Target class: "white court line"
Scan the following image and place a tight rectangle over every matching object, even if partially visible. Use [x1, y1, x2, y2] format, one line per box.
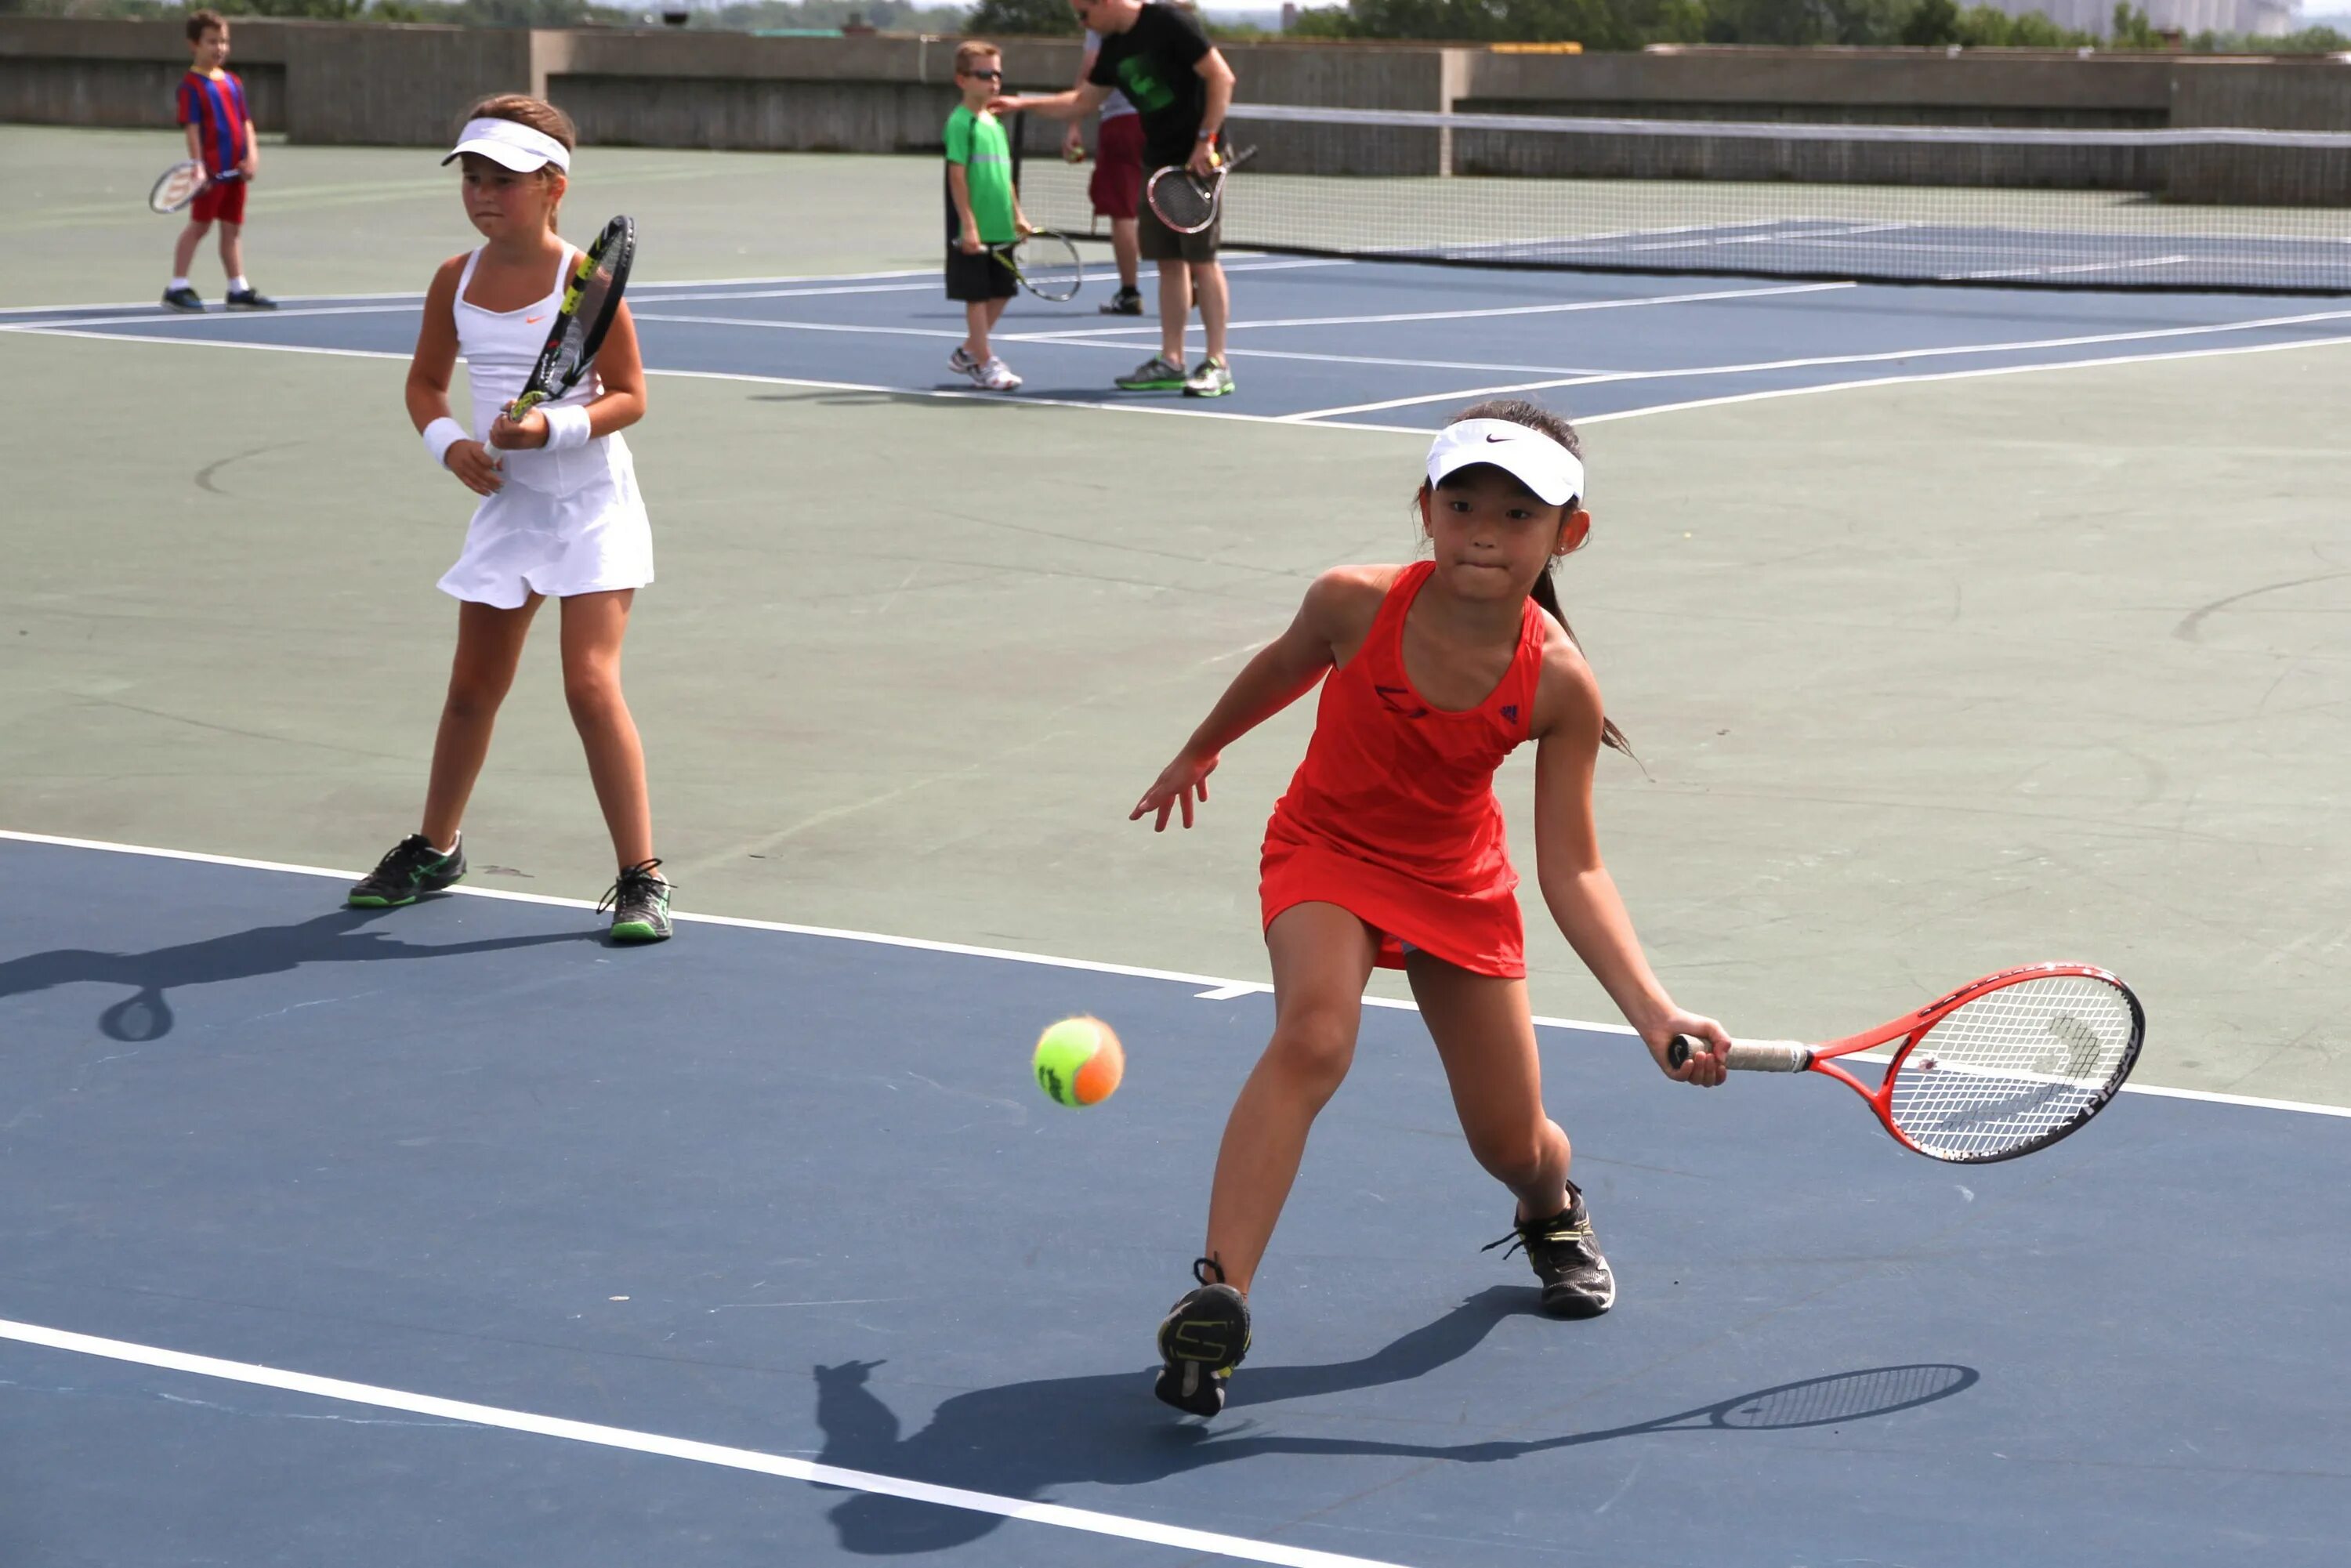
[0, 1317, 1410, 1568]
[0, 268, 961, 320]
[1574, 331, 2351, 425]
[5, 827, 2349, 1121]
[0, 327, 1432, 435]
[1280, 306, 2351, 422]
[1010, 281, 1852, 341]
[630, 310, 1609, 376]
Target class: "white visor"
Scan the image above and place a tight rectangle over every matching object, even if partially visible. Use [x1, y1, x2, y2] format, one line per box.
[1425, 418, 1584, 506]
[442, 117, 571, 174]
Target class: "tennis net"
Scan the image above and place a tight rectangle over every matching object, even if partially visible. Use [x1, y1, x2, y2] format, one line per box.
[1014, 103, 2351, 295]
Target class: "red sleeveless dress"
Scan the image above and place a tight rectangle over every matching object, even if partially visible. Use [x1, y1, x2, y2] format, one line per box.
[1260, 560, 1546, 979]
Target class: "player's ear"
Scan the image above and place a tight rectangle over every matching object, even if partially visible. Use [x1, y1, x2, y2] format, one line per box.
[1415, 483, 1436, 538]
[1556, 507, 1591, 556]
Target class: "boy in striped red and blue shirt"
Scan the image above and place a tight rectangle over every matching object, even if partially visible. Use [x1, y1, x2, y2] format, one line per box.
[164, 10, 274, 313]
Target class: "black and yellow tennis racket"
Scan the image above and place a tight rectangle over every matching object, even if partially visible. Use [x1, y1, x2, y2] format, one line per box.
[509, 215, 636, 420]
[991, 229, 1084, 303]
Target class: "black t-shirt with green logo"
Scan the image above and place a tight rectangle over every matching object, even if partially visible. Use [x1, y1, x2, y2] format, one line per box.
[1087, 2, 1213, 172]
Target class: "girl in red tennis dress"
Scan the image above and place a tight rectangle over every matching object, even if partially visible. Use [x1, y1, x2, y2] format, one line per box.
[1130, 399, 1733, 1417]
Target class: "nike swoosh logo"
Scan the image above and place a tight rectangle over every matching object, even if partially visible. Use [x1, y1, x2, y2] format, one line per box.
[526, 315, 545, 324]
[1484, 433, 1509, 442]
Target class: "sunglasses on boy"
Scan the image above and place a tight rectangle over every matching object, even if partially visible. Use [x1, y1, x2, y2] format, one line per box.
[965, 67, 1002, 80]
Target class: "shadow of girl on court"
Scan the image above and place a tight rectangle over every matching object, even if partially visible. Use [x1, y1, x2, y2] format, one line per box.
[0, 906, 595, 1042]
[811, 1287, 1976, 1555]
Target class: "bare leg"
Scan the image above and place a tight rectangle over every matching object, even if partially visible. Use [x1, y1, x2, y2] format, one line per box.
[1200, 902, 1380, 1295]
[963, 298, 991, 360]
[1111, 215, 1140, 291]
[420, 597, 541, 849]
[1406, 953, 1570, 1223]
[218, 220, 244, 284]
[557, 588, 654, 869]
[172, 219, 211, 279]
[1191, 259, 1230, 364]
[1156, 259, 1191, 364]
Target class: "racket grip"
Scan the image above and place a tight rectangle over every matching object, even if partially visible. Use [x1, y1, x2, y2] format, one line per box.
[1668, 1036, 1813, 1072]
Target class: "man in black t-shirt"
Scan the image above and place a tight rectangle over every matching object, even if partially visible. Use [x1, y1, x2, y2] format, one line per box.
[993, 0, 1237, 398]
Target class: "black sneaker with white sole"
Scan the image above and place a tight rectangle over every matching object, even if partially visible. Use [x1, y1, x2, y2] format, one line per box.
[346, 834, 466, 907]
[1483, 1179, 1617, 1319]
[1154, 1257, 1252, 1417]
[161, 286, 205, 313]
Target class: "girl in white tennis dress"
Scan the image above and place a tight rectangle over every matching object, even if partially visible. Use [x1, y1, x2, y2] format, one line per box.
[349, 94, 673, 942]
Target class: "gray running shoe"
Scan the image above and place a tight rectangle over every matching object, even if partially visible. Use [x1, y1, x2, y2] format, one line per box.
[1116, 354, 1188, 392]
[1183, 357, 1234, 398]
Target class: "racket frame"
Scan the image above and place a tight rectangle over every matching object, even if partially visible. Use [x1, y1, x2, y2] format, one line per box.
[150, 160, 210, 215]
[509, 215, 636, 421]
[992, 230, 1085, 302]
[1144, 144, 1257, 235]
[1675, 962, 2145, 1164]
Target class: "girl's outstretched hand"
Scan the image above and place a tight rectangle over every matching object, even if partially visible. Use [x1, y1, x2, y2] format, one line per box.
[1646, 1012, 1731, 1087]
[1131, 751, 1218, 831]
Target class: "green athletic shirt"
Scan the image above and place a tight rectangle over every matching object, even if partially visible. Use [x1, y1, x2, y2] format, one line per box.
[943, 104, 1016, 246]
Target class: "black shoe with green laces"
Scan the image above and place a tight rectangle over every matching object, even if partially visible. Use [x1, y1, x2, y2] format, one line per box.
[601, 858, 674, 943]
[1154, 1256, 1251, 1417]
[1484, 1179, 1617, 1319]
[346, 834, 465, 907]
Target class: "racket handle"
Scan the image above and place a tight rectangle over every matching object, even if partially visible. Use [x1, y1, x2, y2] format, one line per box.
[1668, 1035, 1813, 1072]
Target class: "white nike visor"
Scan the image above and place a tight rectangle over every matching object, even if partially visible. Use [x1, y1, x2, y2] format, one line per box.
[1425, 418, 1585, 506]
[442, 117, 571, 174]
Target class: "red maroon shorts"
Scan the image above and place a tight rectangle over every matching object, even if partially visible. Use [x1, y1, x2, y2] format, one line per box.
[190, 174, 247, 226]
[1089, 114, 1143, 223]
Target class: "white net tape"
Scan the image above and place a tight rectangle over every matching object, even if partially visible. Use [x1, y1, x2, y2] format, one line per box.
[1889, 975, 2136, 1161]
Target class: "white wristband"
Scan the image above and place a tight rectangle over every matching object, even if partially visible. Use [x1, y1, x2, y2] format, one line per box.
[540, 404, 593, 452]
[422, 417, 468, 468]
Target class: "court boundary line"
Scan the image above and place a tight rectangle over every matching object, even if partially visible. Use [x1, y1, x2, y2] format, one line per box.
[0, 1316, 1411, 1568]
[0, 328, 1433, 435]
[6, 827, 2348, 1122]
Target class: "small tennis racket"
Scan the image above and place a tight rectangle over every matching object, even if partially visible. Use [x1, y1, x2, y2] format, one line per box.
[992, 230, 1084, 302]
[150, 161, 234, 215]
[1146, 144, 1255, 236]
[1670, 963, 2143, 1164]
[509, 215, 636, 421]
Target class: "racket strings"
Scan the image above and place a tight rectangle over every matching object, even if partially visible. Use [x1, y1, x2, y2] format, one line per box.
[1889, 976, 2136, 1159]
[1715, 1363, 1972, 1429]
[1154, 175, 1215, 232]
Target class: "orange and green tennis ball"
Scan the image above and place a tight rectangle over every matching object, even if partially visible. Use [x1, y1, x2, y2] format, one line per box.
[1033, 1016, 1124, 1107]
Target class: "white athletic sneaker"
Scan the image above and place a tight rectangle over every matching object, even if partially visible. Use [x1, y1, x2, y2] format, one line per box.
[949, 346, 980, 375]
[979, 357, 1023, 391]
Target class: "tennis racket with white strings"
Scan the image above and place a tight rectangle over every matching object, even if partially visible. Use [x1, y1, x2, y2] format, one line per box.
[991, 228, 1084, 302]
[508, 214, 636, 421]
[1670, 963, 2143, 1164]
[150, 161, 236, 215]
[1145, 143, 1255, 235]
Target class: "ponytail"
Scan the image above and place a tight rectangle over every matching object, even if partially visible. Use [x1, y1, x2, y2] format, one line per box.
[1529, 559, 1632, 759]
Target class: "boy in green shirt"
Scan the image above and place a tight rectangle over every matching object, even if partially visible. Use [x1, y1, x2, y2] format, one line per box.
[944, 42, 1031, 393]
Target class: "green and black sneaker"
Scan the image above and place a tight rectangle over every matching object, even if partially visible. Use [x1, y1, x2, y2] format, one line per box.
[1153, 1256, 1251, 1418]
[1483, 1179, 1617, 1320]
[1115, 353, 1188, 392]
[346, 834, 465, 907]
[601, 858, 674, 943]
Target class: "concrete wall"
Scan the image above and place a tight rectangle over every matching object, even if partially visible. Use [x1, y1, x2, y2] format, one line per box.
[0, 17, 292, 132]
[5, 19, 2349, 204]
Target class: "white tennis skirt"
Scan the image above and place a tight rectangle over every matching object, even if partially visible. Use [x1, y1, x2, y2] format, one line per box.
[437, 436, 654, 610]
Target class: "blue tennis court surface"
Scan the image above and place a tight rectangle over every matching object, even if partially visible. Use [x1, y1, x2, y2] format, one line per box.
[4, 833, 2345, 1566]
[8, 259, 2348, 429]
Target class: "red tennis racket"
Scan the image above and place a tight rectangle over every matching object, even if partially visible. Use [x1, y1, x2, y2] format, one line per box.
[1670, 963, 2143, 1164]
